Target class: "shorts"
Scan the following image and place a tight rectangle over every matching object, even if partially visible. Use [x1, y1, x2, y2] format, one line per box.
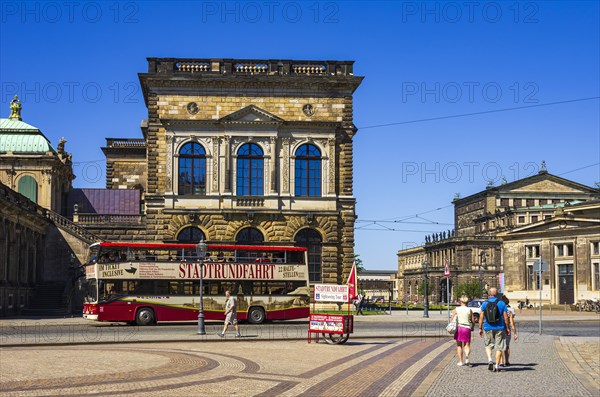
[484, 329, 506, 351]
[225, 312, 238, 325]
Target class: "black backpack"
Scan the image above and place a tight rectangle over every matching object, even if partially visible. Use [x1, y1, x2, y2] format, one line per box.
[484, 299, 500, 325]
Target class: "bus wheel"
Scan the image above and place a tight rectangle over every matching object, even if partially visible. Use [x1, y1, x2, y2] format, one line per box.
[248, 307, 265, 324]
[136, 308, 155, 326]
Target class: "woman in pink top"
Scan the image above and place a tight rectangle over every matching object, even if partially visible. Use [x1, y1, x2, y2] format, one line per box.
[449, 295, 475, 366]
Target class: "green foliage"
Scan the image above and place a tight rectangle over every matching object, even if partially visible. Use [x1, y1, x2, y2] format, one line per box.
[417, 282, 429, 296]
[354, 254, 365, 273]
[455, 281, 481, 300]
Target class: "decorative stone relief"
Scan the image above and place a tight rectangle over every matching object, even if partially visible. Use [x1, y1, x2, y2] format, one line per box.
[302, 104, 315, 116]
[212, 138, 219, 190]
[166, 136, 173, 191]
[187, 102, 199, 115]
[282, 138, 291, 192]
[328, 138, 336, 193]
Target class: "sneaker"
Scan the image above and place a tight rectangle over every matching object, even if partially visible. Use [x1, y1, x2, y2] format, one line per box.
[218, 332, 224, 338]
[505, 361, 511, 367]
[457, 362, 463, 366]
[235, 333, 241, 338]
[488, 361, 494, 371]
[494, 364, 499, 372]
[465, 360, 471, 367]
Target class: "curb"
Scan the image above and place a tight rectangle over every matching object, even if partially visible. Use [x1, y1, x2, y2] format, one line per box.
[0, 333, 453, 348]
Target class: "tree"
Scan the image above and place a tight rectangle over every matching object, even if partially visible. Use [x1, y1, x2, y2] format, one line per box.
[354, 254, 365, 274]
[417, 280, 429, 297]
[455, 281, 481, 301]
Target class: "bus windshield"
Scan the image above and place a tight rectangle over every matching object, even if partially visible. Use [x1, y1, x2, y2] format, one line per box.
[84, 279, 98, 303]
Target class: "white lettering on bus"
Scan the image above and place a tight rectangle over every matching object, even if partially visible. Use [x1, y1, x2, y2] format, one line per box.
[178, 263, 275, 279]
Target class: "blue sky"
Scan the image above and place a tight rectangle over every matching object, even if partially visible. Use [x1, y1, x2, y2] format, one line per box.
[1, 1, 599, 271]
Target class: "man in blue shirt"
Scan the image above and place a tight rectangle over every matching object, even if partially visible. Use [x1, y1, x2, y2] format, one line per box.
[478, 287, 510, 372]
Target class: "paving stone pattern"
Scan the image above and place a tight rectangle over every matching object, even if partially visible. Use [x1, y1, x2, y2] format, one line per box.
[425, 334, 596, 397]
[1, 339, 453, 397]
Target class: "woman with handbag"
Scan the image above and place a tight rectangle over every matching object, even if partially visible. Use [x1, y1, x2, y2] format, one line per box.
[449, 295, 475, 366]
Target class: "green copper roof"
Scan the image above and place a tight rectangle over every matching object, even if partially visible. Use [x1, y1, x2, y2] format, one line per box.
[0, 118, 56, 154]
[0, 118, 40, 131]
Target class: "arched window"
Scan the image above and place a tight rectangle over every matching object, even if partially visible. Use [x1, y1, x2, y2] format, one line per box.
[178, 142, 206, 195]
[18, 175, 37, 203]
[295, 144, 321, 197]
[236, 227, 264, 262]
[236, 227, 264, 245]
[236, 143, 263, 196]
[176, 227, 206, 243]
[295, 228, 322, 283]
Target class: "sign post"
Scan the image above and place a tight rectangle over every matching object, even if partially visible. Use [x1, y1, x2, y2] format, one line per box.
[533, 258, 548, 335]
[444, 261, 451, 322]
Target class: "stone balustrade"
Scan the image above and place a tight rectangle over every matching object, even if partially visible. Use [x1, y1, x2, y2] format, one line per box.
[147, 58, 355, 77]
[75, 213, 143, 225]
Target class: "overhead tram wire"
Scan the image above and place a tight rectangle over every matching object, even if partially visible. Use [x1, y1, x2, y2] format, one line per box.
[357, 97, 600, 131]
[356, 162, 599, 232]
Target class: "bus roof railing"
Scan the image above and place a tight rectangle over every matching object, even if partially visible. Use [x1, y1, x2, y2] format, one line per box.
[89, 242, 307, 252]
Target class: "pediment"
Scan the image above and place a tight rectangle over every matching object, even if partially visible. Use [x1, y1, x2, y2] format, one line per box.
[509, 180, 585, 194]
[219, 105, 284, 124]
[507, 217, 600, 234]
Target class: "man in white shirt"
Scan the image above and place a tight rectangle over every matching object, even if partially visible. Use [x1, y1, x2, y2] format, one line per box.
[219, 290, 241, 337]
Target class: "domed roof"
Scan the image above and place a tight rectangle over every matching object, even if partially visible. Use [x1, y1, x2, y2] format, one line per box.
[0, 97, 56, 154]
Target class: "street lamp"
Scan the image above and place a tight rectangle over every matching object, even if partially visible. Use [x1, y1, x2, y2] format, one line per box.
[479, 252, 487, 298]
[422, 260, 430, 318]
[196, 238, 208, 335]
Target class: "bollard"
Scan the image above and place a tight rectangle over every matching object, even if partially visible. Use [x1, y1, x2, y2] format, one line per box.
[549, 304, 552, 314]
[564, 302, 567, 313]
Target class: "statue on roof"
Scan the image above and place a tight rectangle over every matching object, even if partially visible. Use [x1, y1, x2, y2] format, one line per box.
[539, 160, 547, 173]
[58, 137, 66, 154]
[9, 95, 22, 120]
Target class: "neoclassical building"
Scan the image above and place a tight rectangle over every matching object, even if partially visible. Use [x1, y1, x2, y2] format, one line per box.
[94, 58, 364, 284]
[398, 169, 600, 304]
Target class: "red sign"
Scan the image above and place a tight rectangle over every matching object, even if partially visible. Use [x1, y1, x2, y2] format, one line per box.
[309, 314, 354, 334]
[444, 261, 450, 276]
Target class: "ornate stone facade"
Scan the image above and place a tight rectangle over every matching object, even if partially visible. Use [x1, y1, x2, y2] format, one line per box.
[99, 58, 363, 284]
[398, 170, 600, 304]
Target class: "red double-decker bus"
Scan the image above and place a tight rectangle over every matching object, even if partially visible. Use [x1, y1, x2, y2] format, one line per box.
[82, 242, 310, 325]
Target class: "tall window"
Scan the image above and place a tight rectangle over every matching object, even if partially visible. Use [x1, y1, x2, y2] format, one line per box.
[528, 265, 541, 290]
[237, 143, 263, 196]
[178, 142, 206, 195]
[295, 228, 322, 283]
[295, 144, 321, 197]
[593, 263, 600, 291]
[526, 245, 540, 259]
[18, 175, 37, 203]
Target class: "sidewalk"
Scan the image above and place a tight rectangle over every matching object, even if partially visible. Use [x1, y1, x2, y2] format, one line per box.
[0, 308, 597, 326]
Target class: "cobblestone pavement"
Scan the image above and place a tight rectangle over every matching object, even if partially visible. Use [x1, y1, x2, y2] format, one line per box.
[2, 333, 598, 397]
[1, 338, 454, 396]
[425, 334, 599, 397]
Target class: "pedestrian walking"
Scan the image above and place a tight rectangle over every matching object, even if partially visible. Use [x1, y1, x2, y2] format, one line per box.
[218, 290, 241, 338]
[478, 287, 510, 372]
[355, 293, 364, 315]
[449, 295, 475, 366]
[500, 295, 518, 366]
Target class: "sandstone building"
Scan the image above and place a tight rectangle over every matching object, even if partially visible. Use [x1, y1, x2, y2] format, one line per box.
[398, 168, 599, 305]
[93, 58, 364, 284]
